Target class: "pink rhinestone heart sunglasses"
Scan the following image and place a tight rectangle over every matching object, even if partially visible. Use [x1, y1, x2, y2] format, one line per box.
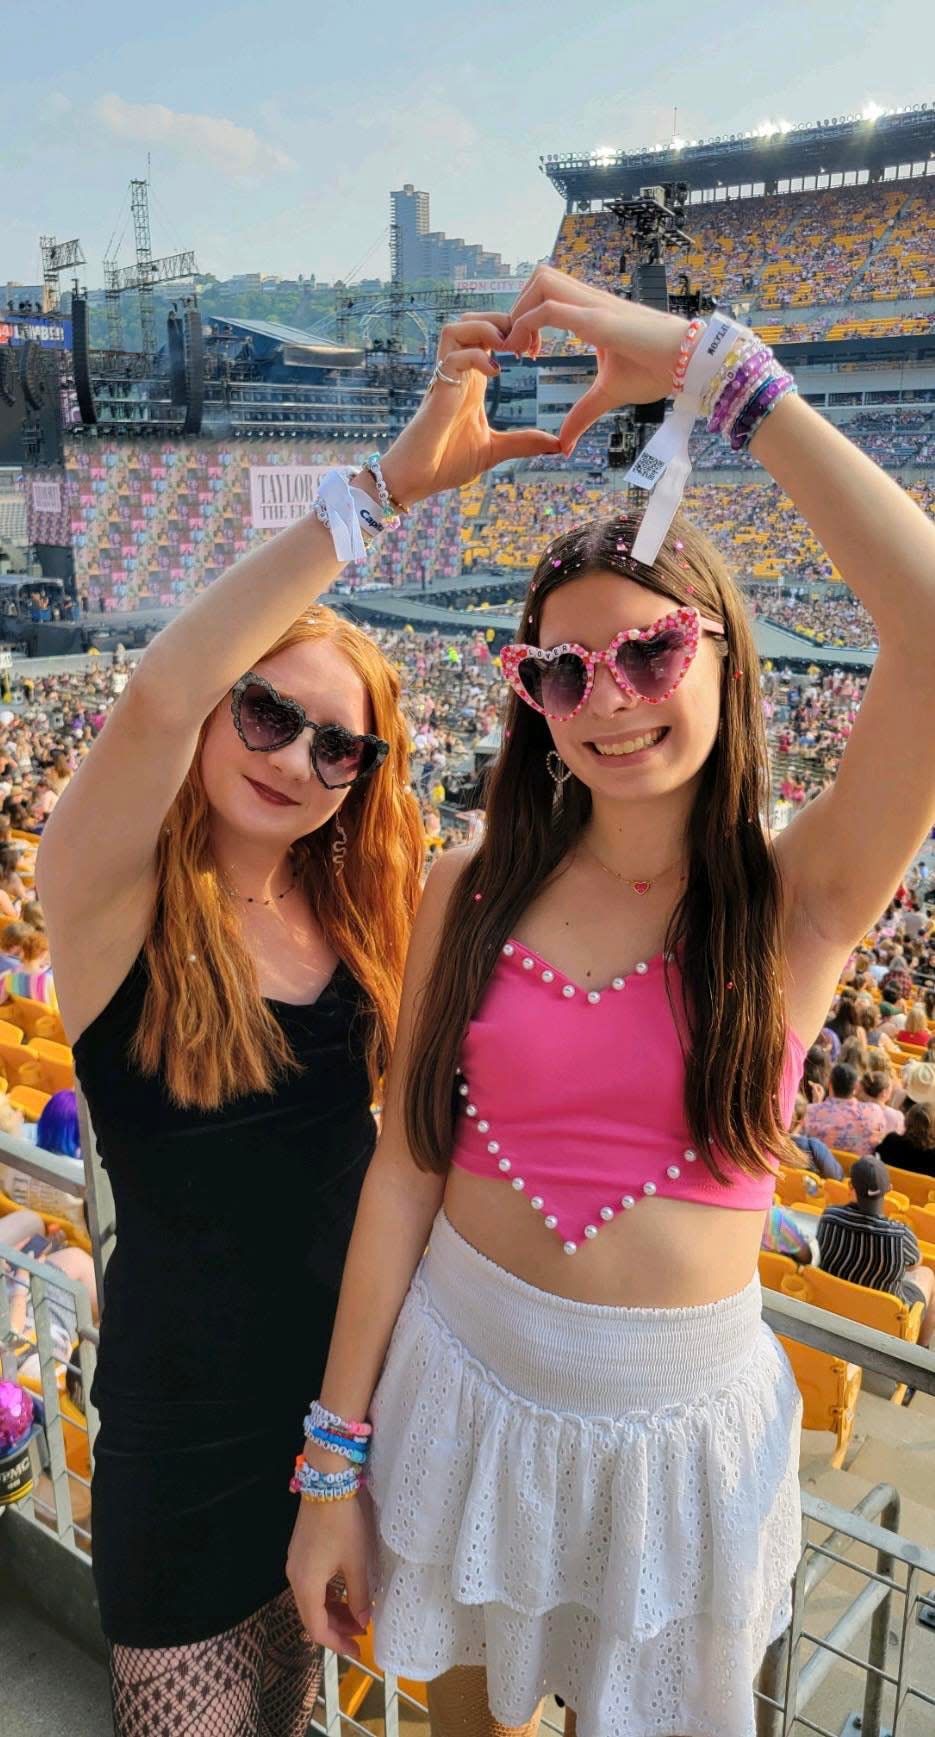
[501, 606, 725, 722]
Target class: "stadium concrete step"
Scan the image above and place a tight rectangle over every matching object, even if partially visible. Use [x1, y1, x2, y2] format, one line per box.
[0, 1588, 112, 1736]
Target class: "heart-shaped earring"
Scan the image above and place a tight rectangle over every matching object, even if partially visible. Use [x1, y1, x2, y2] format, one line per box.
[546, 750, 571, 788]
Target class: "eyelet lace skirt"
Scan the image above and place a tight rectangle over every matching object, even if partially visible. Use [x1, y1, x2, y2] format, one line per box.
[368, 1210, 802, 1737]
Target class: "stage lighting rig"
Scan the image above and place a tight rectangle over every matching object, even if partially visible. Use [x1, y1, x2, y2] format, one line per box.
[604, 181, 707, 483]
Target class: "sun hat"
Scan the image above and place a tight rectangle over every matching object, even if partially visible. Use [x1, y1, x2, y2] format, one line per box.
[902, 1060, 935, 1107]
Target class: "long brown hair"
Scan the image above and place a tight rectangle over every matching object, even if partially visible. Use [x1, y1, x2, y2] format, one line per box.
[133, 605, 423, 1108]
[405, 510, 795, 1181]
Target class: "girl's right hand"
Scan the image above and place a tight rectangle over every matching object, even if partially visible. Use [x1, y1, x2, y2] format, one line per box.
[380, 314, 562, 508]
[286, 1489, 375, 1661]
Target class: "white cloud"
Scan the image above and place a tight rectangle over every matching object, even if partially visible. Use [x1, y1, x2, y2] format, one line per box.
[93, 94, 296, 180]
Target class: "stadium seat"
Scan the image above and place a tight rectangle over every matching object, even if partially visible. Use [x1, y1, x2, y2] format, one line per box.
[883, 1165, 935, 1209]
[759, 1251, 861, 1467]
[0, 1041, 43, 1089]
[5, 994, 65, 1045]
[775, 1166, 826, 1208]
[9, 1085, 51, 1122]
[778, 1264, 923, 1406]
[23, 1038, 75, 1097]
[0, 1020, 24, 1046]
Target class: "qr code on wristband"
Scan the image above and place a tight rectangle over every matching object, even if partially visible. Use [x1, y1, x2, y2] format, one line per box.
[628, 450, 666, 486]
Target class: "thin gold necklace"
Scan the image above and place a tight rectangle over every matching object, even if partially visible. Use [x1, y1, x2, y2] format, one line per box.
[582, 843, 685, 897]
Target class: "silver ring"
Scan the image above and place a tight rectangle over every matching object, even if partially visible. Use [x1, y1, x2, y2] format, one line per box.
[431, 361, 461, 387]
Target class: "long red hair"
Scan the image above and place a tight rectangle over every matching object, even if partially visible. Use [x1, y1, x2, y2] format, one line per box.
[133, 605, 424, 1108]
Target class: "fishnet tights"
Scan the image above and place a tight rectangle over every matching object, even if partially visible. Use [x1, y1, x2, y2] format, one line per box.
[108, 1587, 323, 1736]
[426, 1666, 578, 1736]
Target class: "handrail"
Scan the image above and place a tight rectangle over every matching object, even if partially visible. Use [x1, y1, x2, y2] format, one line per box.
[762, 1286, 935, 1396]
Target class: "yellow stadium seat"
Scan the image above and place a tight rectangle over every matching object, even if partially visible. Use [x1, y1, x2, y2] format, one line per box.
[884, 1165, 935, 1209]
[759, 1252, 861, 1467]
[8, 1085, 51, 1123]
[830, 1148, 860, 1173]
[0, 1041, 42, 1089]
[903, 1202, 935, 1244]
[0, 1020, 23, 1046]
[5, 994, 65, 1045]
[774, 1167, 826, 1208]
[778, 1264, 923, 1406]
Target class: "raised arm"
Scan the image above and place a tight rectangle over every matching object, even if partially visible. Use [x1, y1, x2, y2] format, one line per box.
[504, 267, 935, 954]
[747, 396, 935, 948]
[37, 317, 559, 1017]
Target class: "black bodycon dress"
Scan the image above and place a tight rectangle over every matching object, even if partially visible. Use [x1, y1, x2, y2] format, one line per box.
[73, 953, 376, 1647]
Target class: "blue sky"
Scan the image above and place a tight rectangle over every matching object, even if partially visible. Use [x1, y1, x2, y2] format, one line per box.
[4, 0, 932, 288]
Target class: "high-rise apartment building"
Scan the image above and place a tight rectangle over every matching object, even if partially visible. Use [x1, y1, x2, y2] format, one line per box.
[390, 186, 510, 283]
[390, 185, 431, 282]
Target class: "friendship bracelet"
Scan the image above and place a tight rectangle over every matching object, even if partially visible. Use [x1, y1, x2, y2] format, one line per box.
[289, 1457, 362, 1502]
[305, 1401, 372, 1440]
[700, 335, 762, 417]
[724, 373, 778, 444]
[730, 374, 797, 450]
[671, 318, 705, 394]
[308, 1427, 369, 1464]
[716, 356, 777, 440]
[708, 351, 773, 435]
[361, 454, 402, 529]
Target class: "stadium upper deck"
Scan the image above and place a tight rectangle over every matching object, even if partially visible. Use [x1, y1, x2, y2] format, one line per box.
[542, 108, 935, 353]
[541, 106, 935, 207]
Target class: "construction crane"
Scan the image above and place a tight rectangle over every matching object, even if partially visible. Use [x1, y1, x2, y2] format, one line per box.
[102, 178, 198, 355]
[38, 236, 86, 314]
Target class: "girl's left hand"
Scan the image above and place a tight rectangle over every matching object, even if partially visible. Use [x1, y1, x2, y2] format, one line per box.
[381, 315, 562, 507]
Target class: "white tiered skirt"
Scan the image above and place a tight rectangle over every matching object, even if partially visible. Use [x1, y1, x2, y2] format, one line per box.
[368, 1210, 802, 1737]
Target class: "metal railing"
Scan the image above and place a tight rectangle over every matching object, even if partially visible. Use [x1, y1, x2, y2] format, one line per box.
[0, 1129, 100, 1555]
[3, 1135, 935, 1734]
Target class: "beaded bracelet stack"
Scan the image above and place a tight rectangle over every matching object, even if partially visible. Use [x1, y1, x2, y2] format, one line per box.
[310, 452, 407, 562]
[289, 1399, 373, 1505]
[360, 452, 408, 530]
[698, 327, 796, 452]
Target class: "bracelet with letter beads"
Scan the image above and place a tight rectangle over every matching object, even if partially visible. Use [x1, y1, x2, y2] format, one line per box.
[308, 1426, 369, 1464]
[711, 354, 774, 436]
[362, 454, 401, 528]
[305, 1400, 373, 1439]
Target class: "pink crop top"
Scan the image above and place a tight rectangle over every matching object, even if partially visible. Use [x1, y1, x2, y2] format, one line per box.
[449, 939, 806, 1255]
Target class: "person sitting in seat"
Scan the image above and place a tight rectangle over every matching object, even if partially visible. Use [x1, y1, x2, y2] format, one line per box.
[803, 1061, 888, 1156]
[876, 1102, 935, 1179]
[859, 1067, 905, 1137]
[816, 1156, 935, 1345]
[900, 1006, 931, 1048]
[790, 1094, 843, 1178]
[761, 1203, 819, 1266]
[0, 1205, 98, 1384]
